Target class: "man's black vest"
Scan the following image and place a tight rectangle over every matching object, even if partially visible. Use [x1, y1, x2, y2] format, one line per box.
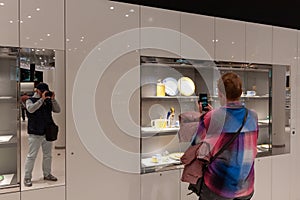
[26, 97, 54, 135]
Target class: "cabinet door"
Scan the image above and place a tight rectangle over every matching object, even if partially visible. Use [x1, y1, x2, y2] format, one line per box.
[252, 157, 271, 200]
[271, 155, 291, 200]
[141, 6, 181, 58]
[66, 1, 140, 200]
[246, 23, 272, 64]
[0, 0, 18, 47]
[272, 27, 297, 66]
[0, 192, 20, 200]
[141, 170, 180, 200]
[290, 30, 300, 200]
[181, 12, 214, 60]
[215, 18, 245, 62]
[20, 0, 64, 50]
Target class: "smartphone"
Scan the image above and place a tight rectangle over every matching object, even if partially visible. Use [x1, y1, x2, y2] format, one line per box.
[199, 93, 209, 111]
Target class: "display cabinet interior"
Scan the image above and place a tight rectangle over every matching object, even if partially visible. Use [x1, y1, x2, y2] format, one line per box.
[140, 56, 291, 174]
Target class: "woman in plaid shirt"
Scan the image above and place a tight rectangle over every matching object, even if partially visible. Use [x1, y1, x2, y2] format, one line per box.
[195, 72, 258, 200]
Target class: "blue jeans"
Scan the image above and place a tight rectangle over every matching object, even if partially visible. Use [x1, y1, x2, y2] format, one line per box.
[24, 134, 53, 179]
[200, 183, 253, 200]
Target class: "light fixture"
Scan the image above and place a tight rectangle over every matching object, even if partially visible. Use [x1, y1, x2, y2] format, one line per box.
[125, 14, 129, 17]
[110, 6, 114, 10]
[36, 8, 40, 11]
[47, 33, 51, 37]
[129, 9, 134, 13]
[0, 3, 4, 6]
[9, 20, 13, 24]
[27, 15, 32, 19]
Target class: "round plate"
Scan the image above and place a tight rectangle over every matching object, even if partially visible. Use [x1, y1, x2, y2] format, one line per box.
[169, 152, 184, 160]
[178, 77, 195, 96]
[162, 77, 178, 96]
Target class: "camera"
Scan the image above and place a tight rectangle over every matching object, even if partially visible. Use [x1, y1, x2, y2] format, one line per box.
[45, 91, 53, 97]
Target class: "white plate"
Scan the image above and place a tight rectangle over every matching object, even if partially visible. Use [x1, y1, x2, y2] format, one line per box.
[178, 77, 195, 96]
[169, 152, 184, 160]
[162, 77, 178, 96]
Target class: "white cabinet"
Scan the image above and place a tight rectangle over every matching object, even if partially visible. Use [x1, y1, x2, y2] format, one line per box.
[272, 27, 298, 66]
[215, 18, 246, 62]
[66, 1, 140, 200]
[252, 157, 272, 200]
[271, 155, 291, 200]
[20, 0, 64, 50]
[290, 30, 300, 200]
[0, 0, 18, 47]
[246, 23, 272, 63]
[141, 170, 180, 200]
[0, 192, 20, 200]
[180, 12, 214, 60]
[141, 6, 181, 57]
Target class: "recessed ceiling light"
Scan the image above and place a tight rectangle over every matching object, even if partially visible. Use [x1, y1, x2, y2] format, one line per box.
[0, 3, 5, 6]
[36, 8, 40, 11]
[9, 20, 13, 24]
[110, 6, 114, 10]
[47, 33, 51, 37]
[66, 38, 70, 42]
[20, 21, 23, 23]
[39, 38, 43, 41]
[125, 14, 129, 17]
[129, 9, 134, 13]
[28, 15, 32, 19]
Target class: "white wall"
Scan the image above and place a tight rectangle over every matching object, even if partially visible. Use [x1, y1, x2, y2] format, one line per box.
[0, 0, 299, 199]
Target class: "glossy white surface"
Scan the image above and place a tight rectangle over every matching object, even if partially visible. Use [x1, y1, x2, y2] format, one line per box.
[252, 157, 272, 200]
[141, 6, 181, 57]
[66, 1, 140, 200]
[289, 30, 300, 200]
[181, 12, 215, 60]
[21, 186, 65, 200]
[272, 27, 298, 65]
[271, 155, 291, 200]
[0, 192, 20, 200]
[20, 0, 64, 49]
[246, 23, 272, 63]
[141, 170, 180, 200]
[215, 18, 246, 62]
[0, 0, 18, 47]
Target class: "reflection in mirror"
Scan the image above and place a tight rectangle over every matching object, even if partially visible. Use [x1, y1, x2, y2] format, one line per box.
[19, 47, 65, 191]
[0, 46, 19, 192]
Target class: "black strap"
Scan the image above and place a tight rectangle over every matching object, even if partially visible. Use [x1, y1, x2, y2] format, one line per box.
[198, 108, 248, 198]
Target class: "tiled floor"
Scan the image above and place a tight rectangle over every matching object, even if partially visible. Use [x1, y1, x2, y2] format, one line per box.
[20, 120, 65, 191]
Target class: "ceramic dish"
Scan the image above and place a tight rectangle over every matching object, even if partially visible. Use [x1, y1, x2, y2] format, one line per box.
[168, 152, 184, 160]
[162, 77, 178, 96]
[177, 77, 195, 96]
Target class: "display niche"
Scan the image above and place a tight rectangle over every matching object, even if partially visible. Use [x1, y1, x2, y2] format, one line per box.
[140, 56, 290, 174]
[0, 46, 19, 193]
